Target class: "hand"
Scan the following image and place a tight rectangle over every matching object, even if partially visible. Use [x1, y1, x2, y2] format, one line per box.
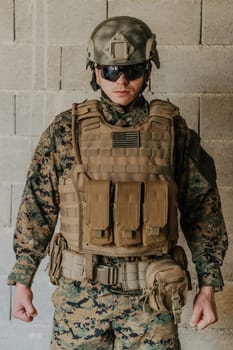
[190, 286, 217, 330]
[12, 283, 38, 322]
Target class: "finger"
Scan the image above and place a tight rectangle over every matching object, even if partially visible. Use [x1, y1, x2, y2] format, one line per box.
[197, 319, 209, 330]
[25, 303, 38, 319]
[197, 313, 217, 330]
[190, 306, 202, 326]
[13, 308, 34, 322]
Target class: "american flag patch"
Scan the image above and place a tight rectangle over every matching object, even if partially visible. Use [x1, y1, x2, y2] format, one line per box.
[112, 131, 140, 148]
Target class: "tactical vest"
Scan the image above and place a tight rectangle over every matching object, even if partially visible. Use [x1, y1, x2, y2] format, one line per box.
[59, 99, 179, 258]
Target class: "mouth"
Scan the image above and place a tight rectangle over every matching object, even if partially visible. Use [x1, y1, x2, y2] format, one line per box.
[113, 90, 130, 95]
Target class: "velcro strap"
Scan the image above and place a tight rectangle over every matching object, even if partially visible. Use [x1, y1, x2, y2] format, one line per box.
[61, 251, 152, 291]
[86, 180, 110, 230]
[62, 250, 85, 281]
[144, 181, 168, 234]
[85, 180, 112, 245]
[118, 262, 140, 290]
[114, 182, 141, 246]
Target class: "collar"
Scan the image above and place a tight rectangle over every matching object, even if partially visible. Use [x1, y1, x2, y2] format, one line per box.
[100, 94, 149, 126]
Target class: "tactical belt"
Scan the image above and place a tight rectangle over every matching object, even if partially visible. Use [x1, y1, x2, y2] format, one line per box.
[62, 250, 155, 291]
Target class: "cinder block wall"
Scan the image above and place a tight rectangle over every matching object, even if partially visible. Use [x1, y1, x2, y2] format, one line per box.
[0, 1, 232, 349]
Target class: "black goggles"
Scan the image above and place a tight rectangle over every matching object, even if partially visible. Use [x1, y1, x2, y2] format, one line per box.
[97, 63, 149, 82]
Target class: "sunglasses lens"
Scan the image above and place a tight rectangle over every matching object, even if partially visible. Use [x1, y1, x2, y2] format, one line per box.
[101, 66, 121, 82]
[100, 63, 146, 82]
[124, 65, 145, 80]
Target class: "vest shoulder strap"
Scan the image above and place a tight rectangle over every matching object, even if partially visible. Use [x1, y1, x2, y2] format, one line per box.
[149, 99, 180, 120]
[72, 99, 102, 121]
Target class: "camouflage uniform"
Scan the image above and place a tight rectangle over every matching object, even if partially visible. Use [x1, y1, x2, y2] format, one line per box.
[8, 94, 228, 350]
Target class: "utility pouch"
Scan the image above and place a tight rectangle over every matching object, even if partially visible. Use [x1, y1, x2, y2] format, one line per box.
[85, 180, 113, 245]
[114, 182, 142, 247]
[145, 258, 188, 324]
[143, 181, 168, 247]
[48, 232, 67, 285]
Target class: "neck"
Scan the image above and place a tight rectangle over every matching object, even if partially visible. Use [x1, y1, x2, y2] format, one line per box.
[100, 90, 142, 111]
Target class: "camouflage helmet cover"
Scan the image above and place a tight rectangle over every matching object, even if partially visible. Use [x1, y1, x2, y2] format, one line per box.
[87, 16, 160, 68]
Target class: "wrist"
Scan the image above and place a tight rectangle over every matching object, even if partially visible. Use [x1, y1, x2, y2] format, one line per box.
[199, 285, 215, 296]
[16, 282, 31, 290]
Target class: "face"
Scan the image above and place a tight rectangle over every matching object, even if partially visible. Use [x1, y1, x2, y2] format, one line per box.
[95, 67, 145, 106]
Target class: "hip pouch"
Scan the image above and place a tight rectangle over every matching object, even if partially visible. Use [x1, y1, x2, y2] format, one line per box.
[145, 257, 188, 324]
[48, 232, 67, 285]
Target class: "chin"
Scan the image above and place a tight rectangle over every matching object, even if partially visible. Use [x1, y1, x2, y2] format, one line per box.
[111, 97, 134, 106]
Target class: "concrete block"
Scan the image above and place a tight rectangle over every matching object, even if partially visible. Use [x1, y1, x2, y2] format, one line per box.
[0, 1, 13, 42]
[0, 45, 32, 90]
[0, 93, 14, 136]
[152, 46, 233, 94]
[0, 278, 11, 324]
[15, 0, 32, 42]
[0, 323, 52, 350]
[45, 91, 98, 126]
[0, 232, 15, 276]
[213, 284, 233, 329]
[179, 283, 199, 327]
[11, 184, 24, 228]
[179, 328, 233, 350]
[34, 46, 60, 90]
[47, 46, 61, 90]
[109, 0, 201, 45]
[62, 46, 90, 90]
[0, 136, 30, 183]
[15, 0, 47, 44]
[0, 184, 11, 227]
[202, 141, 233, 187]
[221, 231, 233, 281]
[148, 94, 199, 132]
[16, 93, 45, 136]
[203, 0, 233, 45]
[219, 186, 233, 235]
[200, 96, 233, 140]
[32, 136, 40, 155]
[48, 0, 106, 45]
[31, 278, 56, 325]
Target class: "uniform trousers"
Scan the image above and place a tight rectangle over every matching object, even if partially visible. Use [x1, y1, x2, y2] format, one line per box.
[51, 278, 181, 350]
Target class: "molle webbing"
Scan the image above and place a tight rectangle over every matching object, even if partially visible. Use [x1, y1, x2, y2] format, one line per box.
[72, 99, 176, 182]
[59, 99, 179, 257]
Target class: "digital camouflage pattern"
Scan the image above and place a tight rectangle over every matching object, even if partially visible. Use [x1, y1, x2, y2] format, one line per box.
[8, 95, 228, 349]
[50, 278, 180, 350]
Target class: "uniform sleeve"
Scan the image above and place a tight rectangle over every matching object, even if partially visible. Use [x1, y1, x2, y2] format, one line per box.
[174, 117, 228, 291]
[8, 122, 61, 287]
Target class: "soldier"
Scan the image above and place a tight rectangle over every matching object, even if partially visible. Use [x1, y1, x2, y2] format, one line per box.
[8, 16, 228, 350]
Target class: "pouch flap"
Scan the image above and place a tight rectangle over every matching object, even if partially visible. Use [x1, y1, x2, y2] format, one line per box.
[144, 181, 168, 228]
[115, 182, 141, 230]
[86, 180, 110, 230]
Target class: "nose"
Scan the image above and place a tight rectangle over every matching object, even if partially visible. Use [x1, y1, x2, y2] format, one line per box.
[116, 72, 128, 84]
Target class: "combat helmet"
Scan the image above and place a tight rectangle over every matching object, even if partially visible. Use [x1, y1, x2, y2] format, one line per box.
[86, 16, 160, 68]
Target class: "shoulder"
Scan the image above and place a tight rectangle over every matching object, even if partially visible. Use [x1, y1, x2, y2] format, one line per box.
[149, 99, 180, 118]
[51, 109, 72, 132]
[149, 98, 190, 133]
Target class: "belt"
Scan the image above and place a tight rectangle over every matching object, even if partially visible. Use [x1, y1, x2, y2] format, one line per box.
[62, 250, 156, 291]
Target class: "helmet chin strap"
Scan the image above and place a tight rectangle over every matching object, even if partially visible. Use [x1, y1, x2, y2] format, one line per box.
[90, 70, 100, 91]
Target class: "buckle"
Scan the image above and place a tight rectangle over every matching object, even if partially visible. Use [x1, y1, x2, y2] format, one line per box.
[95, 265, 118, 286]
